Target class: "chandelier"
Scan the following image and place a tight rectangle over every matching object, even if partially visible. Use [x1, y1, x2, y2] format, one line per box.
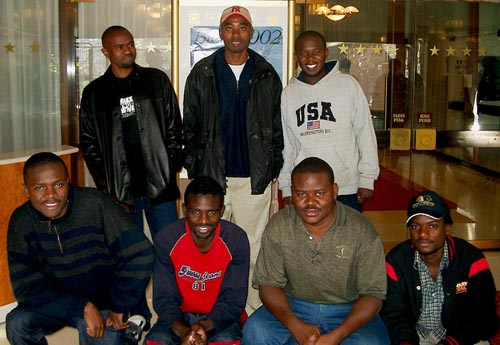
[315, 4, 359, 21]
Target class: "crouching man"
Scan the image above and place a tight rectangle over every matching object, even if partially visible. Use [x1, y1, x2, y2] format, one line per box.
[381, 190, 499, 344]
[145, 176, 250, 345]
[243, 157, 389, 345]
[6, 152, 153, 345]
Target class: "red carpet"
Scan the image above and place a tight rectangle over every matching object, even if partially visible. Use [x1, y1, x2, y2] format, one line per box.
[364, 167, 457, 211]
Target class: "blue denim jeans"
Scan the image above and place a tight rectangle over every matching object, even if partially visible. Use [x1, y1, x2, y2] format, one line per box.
[242, 297, 390, 345]
[128, 197, 177, 240]
[145, 312, 241, 345]
[6, 306, 123, 345]
[337, 193, 363, 212]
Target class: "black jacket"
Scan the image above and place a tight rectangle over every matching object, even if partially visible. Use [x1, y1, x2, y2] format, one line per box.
[182, 48, 284, 194]
[381, 236, 499, 345]
[80, 64, 182, 208]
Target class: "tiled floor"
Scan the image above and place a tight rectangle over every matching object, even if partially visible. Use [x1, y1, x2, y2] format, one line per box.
[375, 150, 500, 241]
[1, 149, 499, 344]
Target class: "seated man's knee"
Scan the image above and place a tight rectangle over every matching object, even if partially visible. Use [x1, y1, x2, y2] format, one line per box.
[209, 321, 242, 343]
[243, 311, 273, 344]
[6, 307, 53, 344]
[6, 309, 26, 340]
[144, 321, 178, 345]
[344, 316, 389, 345]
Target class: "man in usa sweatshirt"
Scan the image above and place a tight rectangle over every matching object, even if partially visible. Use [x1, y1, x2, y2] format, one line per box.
[278, 30, 379, 212]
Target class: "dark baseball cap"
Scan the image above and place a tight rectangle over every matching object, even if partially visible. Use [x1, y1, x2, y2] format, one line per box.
[406, 190, 453, 226]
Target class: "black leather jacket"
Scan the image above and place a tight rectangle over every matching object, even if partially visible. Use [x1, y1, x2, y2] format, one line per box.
[80, 64, 182, 208]
[183, 49, 284, 194]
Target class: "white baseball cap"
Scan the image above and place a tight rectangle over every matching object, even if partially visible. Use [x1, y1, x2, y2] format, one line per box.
[220, 5, 252, 25]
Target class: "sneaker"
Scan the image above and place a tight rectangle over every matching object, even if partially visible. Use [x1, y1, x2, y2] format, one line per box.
[123, 314, 147, 344]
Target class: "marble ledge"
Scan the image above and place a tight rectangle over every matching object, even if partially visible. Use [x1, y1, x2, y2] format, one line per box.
[0, 145, 78, 166]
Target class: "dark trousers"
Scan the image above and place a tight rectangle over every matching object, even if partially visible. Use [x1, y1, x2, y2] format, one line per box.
[337, 193, 363, 212]
[128, 197, 178, 322]
[6, 306, 123, 345]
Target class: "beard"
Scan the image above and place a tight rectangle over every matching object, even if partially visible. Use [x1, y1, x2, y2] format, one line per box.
[119, 54, 136, 68]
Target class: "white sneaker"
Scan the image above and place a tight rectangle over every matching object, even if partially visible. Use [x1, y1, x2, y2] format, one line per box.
[124, 314, 147, 343]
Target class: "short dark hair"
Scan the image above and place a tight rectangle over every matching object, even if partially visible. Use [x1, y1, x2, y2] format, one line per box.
[184, 176, 224, 207]
[23, 152, 68, 183]
[295, 30, 327, 51]
[101, 25, 130, 47]
[292, 157, 334, 184]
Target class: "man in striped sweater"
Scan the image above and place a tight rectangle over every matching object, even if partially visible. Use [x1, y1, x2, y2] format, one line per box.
[6, 152, 154, 345]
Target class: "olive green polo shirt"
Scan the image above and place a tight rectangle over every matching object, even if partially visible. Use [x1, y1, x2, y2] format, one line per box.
[253, 202, 387, 303]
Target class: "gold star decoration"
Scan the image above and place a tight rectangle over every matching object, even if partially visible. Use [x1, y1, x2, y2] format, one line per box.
[371, 45, 383, 55]
[446, 46, 456, 56]
[387, 46, 398, 56]
[30, 43, 40, 52]
[479, 48, 488, 56]
[164, 42, 172, 53]
[4, 42, 15, 53]
[338, 43, 349, 55]
[146, 41, 157, 53]
[430, 45, 440, 56]
[462, 46, 471, 56]
[355, 44, 365, 55]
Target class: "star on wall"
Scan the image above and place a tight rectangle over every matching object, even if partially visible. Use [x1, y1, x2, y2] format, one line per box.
[164, 42, 172, 53]
[479, 48, 488, 56]
[371, 45, 383, 55]
[30, 43, 40, 52]
[355, 44, 365, 55]
[446, 46, 456, 56]
[430, 45, 440, 56]
[4, 42, 15, 53]
[462, 46, 471, 56]
[387, 46, 398, 56]
[146, 41, 157, 53]
[338, 43, 349, 55]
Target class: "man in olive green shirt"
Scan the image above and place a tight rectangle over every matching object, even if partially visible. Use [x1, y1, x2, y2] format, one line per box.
[243, 157, 389, 345]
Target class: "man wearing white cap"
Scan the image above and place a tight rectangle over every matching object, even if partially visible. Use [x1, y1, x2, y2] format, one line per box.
[381, 190, 499, 345]
[183, 5, 284, 314]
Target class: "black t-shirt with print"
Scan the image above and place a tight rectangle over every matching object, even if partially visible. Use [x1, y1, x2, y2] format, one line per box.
[117, 76, 148, 197]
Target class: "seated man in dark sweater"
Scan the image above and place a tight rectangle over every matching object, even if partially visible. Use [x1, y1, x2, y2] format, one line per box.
[381, 190, 499, 345]
[6, 152, 154, 345]
[145, 176, 250, 345]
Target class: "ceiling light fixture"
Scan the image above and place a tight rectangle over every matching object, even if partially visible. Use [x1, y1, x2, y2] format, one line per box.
[315, 4, 359, 21]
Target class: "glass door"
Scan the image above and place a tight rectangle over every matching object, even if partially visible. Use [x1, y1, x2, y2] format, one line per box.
[294, 0, 500, 245]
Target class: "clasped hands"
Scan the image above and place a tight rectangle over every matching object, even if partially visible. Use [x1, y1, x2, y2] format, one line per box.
[290, 319, 341, 345]
[181, 322, 208, 345]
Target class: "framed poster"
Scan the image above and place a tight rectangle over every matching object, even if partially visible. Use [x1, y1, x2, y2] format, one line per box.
[177, 0, 290, 110]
